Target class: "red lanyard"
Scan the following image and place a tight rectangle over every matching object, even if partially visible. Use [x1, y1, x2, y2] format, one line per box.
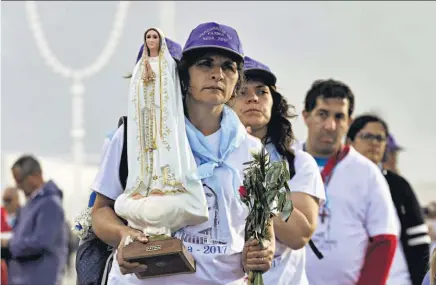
[321, 145, 350, 186]
[304, 144, 350, 223]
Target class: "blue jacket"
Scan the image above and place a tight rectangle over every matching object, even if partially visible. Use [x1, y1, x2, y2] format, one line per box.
[8, 180, 68, 285]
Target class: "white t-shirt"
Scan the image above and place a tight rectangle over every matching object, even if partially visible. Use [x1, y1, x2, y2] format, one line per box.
[263, 144, 326, 285]
[386, 202, 411, 285]
[90, 135, 112, 191]
[303, 147, 399, 285]
[387, 236, 412, 285]
[92, 126, 263, 285]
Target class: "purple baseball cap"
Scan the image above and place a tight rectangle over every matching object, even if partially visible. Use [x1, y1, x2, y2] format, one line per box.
[166, 38, 183, 60]
[182, 22, 244, 61]
[386, 134, 404, 152]
[244, 56, 277, 86]
[136, 37, 182, 63]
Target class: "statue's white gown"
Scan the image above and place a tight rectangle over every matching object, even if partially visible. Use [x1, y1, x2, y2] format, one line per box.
[114, 29, 208, 237]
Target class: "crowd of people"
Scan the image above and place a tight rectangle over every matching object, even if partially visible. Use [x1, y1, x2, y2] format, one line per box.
[0, 157, 79, 285]
[1, 21, 435, 285]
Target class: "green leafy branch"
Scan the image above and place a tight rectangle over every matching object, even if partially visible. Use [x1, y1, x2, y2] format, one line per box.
[239, 146, 293, 285]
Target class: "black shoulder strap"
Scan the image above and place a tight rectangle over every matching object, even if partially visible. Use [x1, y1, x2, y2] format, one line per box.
[308, 240, 323, 259]
[118, 116, 128, 190]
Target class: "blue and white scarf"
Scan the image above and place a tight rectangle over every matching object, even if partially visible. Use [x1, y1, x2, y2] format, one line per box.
[185, 105, 247, 199]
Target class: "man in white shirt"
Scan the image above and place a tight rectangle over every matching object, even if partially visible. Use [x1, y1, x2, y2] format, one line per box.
[301, 79, 399, 285]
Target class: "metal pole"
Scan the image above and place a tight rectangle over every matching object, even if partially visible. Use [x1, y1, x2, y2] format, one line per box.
[70, 80, 86, 197]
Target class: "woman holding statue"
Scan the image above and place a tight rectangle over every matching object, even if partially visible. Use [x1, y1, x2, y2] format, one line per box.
[91, 22, 275, 285]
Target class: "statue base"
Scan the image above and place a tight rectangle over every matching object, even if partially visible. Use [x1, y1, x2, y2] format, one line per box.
[122, 237, 195, 279]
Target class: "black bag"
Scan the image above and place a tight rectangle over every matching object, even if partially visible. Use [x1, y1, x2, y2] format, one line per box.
[75, 231, 114, 285]
[75, 116, 128, 285]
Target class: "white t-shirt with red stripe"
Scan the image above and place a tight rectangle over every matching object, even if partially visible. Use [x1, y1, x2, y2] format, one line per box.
[303, 147, 399, 285]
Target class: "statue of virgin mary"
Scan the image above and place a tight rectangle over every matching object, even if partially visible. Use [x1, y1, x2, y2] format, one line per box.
[114, 28, 208, 238]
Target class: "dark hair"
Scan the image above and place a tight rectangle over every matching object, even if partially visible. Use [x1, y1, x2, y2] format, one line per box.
[245, 74, 297, 178]
[12, 155, 42, 178]
[144, 28, 161, 56]
[178, 48, 244, 98]
[347, 114, 389, 141]
[304, 79, 355, 116]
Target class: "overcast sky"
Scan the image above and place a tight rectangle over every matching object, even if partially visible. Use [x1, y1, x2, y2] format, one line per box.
[1, 1, 435, 202]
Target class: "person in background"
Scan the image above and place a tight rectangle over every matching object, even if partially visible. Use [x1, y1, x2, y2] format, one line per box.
[64, 220, 79, 275]
[2, 187, 21, 229]
[1, 207, 12, 285]
[1, 155, 68, 285]
[0, 207, 11, 232]
[1, 187, 19, 285]
[301, 79, 398, 285]
[347, 114, 430, 285]
[424, 201, 436, 253]
[383, 133, 403, 174]
[230, 56, 325, 285]
[421, 248, 436, 285]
